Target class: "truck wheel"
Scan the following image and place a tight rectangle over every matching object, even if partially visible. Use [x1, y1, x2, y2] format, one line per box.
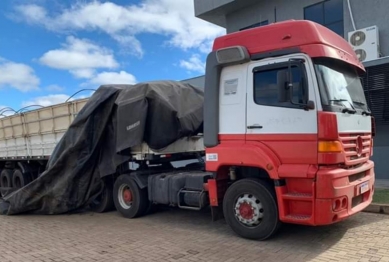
[89, 179, 114, 213]
[0, 169, 13, 188]
[223, 178, 281, 240]
[113, 174, 149, 218]
[12, 169, 31, 189]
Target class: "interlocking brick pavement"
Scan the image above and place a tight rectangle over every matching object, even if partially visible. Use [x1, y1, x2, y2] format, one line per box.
[0, 207, 388, 262]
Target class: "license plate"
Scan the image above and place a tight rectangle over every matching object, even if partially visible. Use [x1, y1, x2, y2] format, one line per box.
[360, 181, 369, 194]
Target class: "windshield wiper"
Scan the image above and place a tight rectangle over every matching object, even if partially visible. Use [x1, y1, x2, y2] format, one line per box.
[351, 101, 372, 115]
[342, 107, 357, 114]
[352, 100, 365, 106]
[329, 99, 357, 114]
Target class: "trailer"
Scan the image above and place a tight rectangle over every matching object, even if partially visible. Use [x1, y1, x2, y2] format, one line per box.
[0, 97, 204, 193]
[0, 20, 376, 241]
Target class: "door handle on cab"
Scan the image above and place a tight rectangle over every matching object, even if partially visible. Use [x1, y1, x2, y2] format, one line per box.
[247, 125, 263, 129]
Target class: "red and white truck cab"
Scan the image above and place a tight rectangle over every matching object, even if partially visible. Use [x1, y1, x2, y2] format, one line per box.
[203, 20, 375, 239]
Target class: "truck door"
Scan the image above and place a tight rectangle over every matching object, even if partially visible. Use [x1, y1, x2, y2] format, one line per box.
[246, 55, 318, 164]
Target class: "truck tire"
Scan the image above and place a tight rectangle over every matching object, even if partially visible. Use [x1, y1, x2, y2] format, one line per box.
[113, 174, 149, 218]
[223, 178, 281, 240]
[0, 169, 13, 188]
[89, 179, 114, 213]
[12, 169, 31, 189]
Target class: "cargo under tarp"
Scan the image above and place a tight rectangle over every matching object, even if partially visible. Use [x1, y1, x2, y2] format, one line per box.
[0, 80, 204, 215]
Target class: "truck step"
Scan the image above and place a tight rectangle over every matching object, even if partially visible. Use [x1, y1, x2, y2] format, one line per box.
[285, 214, 312, 221]
[282, 193, 313, 201]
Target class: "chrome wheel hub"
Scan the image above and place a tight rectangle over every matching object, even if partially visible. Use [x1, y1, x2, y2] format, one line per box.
[234, 193, 264, 226]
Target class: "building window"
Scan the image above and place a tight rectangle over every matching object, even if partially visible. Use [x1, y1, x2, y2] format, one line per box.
[304, 0, 344, 36]
[240, 20, 269, 31]
[253, 64, 307, 108]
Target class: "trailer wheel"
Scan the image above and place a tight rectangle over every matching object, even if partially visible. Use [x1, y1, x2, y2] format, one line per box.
[89, 178, 114, 213]
[223, 178, 281, 240]
[0, 169, 13, 188]
[12, 169, 31, 189]
[113, 174, 149, 218]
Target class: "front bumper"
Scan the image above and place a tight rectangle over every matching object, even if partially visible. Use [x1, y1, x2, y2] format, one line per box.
[314, 160, 375, 225]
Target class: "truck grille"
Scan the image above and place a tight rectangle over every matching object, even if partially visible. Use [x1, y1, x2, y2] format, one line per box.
[339, 133, 371, 167]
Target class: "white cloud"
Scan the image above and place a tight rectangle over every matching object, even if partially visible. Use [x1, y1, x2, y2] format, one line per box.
[15, 4, 47, 23]
[0, 58, 40, 92]
[86, 71, 137, 86]
[39, 36, 119, 78]
[38, 36, 138, 86]
[112, 35, 144, 58]
[21, 94, 71, 107]
[46, 84, 65, 92]
[70, 68, 96, 79]
[179, 54, 205, 73]
[14, 1, 225, 55]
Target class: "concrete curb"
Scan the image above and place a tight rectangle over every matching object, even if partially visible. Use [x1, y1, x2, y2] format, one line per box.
[363, 203, 389, 215]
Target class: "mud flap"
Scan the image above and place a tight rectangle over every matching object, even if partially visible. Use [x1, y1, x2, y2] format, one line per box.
[0, 199, 10, 215]
[211, 205, 224, 222]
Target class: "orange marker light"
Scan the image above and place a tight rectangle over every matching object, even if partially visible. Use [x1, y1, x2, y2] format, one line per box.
[318, 141, 343, 153]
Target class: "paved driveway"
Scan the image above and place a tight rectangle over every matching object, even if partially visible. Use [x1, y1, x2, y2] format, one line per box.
[0, 207, 388, 262]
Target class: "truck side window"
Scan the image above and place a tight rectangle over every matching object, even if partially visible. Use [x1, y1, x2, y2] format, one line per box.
[254, 65, 306, 108]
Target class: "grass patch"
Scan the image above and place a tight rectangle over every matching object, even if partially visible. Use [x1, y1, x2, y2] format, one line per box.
[373, 189, 389, 204]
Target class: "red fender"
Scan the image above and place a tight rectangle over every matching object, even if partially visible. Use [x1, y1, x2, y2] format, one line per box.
[206, 141, 282, 180]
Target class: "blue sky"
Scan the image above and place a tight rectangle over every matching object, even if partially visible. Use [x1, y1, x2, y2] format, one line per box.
[0, 0, 225, 113]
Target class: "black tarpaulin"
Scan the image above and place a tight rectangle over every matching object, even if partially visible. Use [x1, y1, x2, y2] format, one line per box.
[0, 80, 204, 215]
[115, 80, 204, 154]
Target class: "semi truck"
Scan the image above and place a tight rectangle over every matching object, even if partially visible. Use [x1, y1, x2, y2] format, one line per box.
[0, 20, 375, 240]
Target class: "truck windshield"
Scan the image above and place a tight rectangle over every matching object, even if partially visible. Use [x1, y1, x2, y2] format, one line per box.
[313, 58, 369, 113]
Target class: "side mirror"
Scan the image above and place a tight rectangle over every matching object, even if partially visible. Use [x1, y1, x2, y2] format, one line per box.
[277, 70, 289, 103]
[287, 58, 314, 110]
[305, 100, 315, 110]
[289, 81, 305, 104]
